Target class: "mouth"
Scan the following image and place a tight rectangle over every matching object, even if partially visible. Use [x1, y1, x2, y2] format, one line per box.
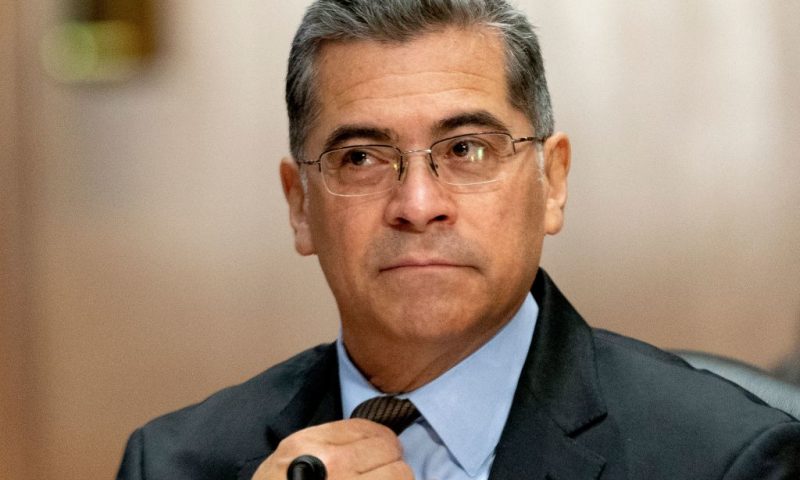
[379, 258, 467, 273]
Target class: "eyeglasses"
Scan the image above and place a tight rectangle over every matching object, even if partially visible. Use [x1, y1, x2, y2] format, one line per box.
[298, 132, 544, 197]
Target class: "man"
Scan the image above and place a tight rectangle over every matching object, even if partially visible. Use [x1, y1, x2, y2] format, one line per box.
[117, 1, 800, 479]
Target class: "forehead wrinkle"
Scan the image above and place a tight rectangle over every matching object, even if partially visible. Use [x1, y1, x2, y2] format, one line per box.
[332, 86, 495, 113]
[326, 69, 502, 100]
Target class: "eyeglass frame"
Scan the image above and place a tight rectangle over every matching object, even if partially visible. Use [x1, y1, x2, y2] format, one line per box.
[297, 131, 546, 197]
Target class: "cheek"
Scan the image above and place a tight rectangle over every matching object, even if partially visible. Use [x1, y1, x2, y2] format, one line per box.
[308, 210, 359, 305]
[480, 177, 545, 231]
[522, 182, 548, 229]
[308, 197, 380, 277]
[487, 178, 547, 262]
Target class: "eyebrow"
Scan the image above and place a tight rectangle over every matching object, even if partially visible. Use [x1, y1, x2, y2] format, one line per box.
[319, 110, 511, 153]
[321, 125, 394, 152]
[433, 110, 512, 136]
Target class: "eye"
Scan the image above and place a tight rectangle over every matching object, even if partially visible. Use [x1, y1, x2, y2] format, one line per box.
[323, 146, 397, 172]
[343, 149, 371, 167]
[451, 140, 473, 158]
[448, 139, 486, 162]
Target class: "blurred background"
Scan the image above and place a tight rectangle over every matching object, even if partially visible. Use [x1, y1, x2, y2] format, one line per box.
[2, 1, 798, 478]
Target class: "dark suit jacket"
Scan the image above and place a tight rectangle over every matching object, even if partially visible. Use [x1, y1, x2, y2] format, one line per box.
[117, 270, 800, 479]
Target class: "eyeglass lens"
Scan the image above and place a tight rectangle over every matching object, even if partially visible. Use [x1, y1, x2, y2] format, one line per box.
[319, 133, 517, 196]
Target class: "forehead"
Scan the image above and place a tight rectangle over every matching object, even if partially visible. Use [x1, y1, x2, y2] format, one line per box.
[309, 27, 517, 145]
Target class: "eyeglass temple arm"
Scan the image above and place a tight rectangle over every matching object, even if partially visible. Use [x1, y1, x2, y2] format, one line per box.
[513, 135, 546, 144]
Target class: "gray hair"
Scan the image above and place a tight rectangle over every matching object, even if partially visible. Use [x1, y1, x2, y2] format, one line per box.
[286, 0, 554, 161]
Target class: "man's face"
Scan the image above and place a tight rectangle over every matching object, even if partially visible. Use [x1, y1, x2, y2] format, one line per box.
[282, 27, 569, 367]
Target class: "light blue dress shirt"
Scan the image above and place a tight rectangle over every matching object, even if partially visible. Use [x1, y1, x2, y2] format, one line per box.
[337, 293, 538, 480]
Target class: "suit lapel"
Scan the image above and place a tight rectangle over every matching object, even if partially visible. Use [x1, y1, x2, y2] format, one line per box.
[490, 407, 605, 480]
[266, 350, 342, 445]
[237, 344, 342, 480]
[489, 270, 608, 480]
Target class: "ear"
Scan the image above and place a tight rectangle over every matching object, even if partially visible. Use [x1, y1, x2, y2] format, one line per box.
[280, 158, 316, 255]
[542, 132, 571, 235]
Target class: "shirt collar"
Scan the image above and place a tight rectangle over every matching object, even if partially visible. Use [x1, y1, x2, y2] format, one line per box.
[337, 293, 538, 476]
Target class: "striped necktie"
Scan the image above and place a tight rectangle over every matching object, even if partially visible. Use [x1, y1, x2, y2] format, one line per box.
[351, 396, 420, 434]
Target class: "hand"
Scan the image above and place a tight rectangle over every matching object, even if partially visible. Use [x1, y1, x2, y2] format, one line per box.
[252, 419, 414, 479]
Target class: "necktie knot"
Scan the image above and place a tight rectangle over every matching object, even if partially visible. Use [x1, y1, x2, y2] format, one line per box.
[351, 396, 420, 434]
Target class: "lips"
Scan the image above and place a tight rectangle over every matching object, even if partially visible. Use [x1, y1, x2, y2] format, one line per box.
[379, 257, 466, 272]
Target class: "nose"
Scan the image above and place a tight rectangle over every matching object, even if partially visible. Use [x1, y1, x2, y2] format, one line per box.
[384, 152, 457, 231]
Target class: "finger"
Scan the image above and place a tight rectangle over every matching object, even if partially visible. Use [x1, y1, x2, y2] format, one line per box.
[323, 432, 403, 475]
[290, 418, 395, 447]
[255, 419, 401, 479]
[359, 459, 415, 480]
[252, 456, 413, 480]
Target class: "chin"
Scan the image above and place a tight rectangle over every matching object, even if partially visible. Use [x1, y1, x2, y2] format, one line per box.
[385, 302, 494, 344]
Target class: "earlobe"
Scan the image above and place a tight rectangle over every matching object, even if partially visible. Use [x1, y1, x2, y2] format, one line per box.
[542, 133, 571, 235]
[280, 158, 316, 255]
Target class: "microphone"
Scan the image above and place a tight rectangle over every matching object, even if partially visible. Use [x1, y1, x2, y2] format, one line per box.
[287, 455, 327, 480]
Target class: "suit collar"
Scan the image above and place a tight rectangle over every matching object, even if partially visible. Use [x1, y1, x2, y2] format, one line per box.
[489, 269, 608, 479]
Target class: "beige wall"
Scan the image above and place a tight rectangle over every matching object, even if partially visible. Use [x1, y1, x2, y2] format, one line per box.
[4, 1, 799, 479]
[537, 0, 800, 360]
[1, 1, 29, 477]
